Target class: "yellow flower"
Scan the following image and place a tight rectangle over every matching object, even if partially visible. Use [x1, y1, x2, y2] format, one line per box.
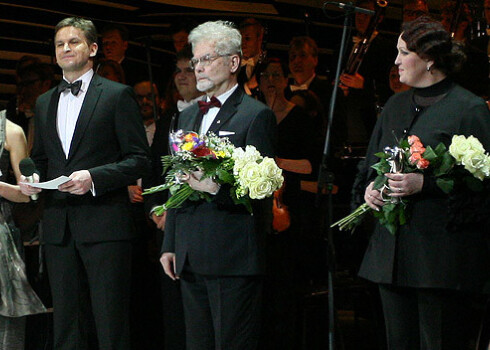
[214, 150, 226, 158]
[182, 142, 194, 151]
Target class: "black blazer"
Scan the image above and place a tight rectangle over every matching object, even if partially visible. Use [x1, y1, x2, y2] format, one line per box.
[32, 74, 151, 244]
[162, 87, 277, 276]
[358, 82, 490, 293]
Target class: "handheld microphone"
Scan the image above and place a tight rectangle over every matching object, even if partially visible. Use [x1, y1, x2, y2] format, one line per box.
[19, 157, 39, 201]
[325, 2, 376, 15]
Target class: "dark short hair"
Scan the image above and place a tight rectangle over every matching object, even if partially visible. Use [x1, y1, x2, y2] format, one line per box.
[289, 36, 318, 58]
[55, 17, 98, 45]
[255, 57, 289, 84]
[401, 16, 465, 74]
[101, 24, 130, 41]
[175, 45, 193, 62]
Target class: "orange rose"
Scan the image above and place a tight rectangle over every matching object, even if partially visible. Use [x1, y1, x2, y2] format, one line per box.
[409, 152, 422, 164]
[416, 158, 430, 169]
[408, 135, 421, 145]
[410, 144, 426, 154]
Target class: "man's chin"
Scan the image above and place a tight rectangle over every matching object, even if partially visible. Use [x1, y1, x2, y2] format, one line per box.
[197, 81, 214, 93]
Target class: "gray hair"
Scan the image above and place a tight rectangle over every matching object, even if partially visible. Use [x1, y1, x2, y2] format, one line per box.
[188, 21, 242, 57]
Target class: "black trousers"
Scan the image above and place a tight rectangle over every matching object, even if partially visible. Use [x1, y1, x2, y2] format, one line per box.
[44, 231, 132, 350]
[180, 270, 262, 350]
[378, 284, 484, 350]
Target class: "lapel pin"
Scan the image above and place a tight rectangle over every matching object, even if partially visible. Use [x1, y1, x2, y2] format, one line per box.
[217, 120, 221, 124]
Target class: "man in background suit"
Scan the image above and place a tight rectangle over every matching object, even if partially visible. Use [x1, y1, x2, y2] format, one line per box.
[19, 17, 150, 350]
[160, 20, 276, 350]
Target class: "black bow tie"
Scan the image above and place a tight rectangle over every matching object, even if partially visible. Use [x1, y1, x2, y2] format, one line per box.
[58, 80, 82, 96]
[198, 96, 221, 114]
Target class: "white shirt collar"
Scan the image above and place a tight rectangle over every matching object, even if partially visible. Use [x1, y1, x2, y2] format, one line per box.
[62, 69, 94, 95]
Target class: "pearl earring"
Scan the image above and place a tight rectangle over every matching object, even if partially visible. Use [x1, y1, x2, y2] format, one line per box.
[426, 65, 431, 72]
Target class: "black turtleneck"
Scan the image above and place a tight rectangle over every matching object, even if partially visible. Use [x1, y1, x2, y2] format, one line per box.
[412, 78, 453, 107]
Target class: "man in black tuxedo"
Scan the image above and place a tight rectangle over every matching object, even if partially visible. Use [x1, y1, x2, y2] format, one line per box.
[160, 20, 276, 350]
[19, 17, 150, 350]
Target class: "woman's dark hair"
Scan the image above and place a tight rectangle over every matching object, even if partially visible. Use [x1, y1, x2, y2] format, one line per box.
[401, 16, 465, 75]
[255, 57, 289, 84]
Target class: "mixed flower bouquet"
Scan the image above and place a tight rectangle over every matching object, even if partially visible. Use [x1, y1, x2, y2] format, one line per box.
[332, 134, 490, 235]
[143, 130, 283, 215]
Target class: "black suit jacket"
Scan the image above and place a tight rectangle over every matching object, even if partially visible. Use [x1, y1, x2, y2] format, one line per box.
[162, 87, 276, 276]
[32, 74, 151, 244]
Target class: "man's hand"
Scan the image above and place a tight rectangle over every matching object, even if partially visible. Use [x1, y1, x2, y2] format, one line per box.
[151, 211, 167, 231]
[186, 170, 220, 194]
[160, 252, 179, 280]
[128, 185, 143, 203]
[19, 173, 42, 197]
[58, 170, 92, 195]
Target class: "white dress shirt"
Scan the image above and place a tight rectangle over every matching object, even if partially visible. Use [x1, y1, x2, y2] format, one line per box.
[200, 84, 238, 134]
[57, 69, 94, 158]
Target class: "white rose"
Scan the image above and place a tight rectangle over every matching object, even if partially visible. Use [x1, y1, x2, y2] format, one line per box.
[260, 158, 282, 179]
[449, 135, 470, 163]
[239, 162, 261, 188]
[461, 151, 486, 174]
[248, 180, 273, 199]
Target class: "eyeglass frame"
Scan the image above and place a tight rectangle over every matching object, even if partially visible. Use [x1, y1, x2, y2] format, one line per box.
[189, 53, 232, 70]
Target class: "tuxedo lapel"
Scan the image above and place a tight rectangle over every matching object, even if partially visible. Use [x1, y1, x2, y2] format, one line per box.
[67, 74, 102, 161]
[46, 88, 66, 160]
[207, 87, 244, 134]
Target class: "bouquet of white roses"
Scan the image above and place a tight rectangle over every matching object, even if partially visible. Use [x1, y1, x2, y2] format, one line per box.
[143, 130, 283, 215]
[332, 134, 490, 235]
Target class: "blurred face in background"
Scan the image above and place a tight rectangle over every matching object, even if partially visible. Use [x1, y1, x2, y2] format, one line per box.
[17, 72, 51, 114]
[258, 62, 287, 99]
[288, 43, 317, 84]
[172, 30, 189, 53]
[102, 30, 128, 62]
[174, 58, 199, 101]
[240, 25, 262, 59]
[134, 81, 159, 121]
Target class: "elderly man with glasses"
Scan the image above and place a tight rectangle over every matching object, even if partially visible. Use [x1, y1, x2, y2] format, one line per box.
[160, 20, 276, 350]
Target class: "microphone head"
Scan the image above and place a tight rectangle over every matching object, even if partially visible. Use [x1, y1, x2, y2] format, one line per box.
[19, 157, 37, 177]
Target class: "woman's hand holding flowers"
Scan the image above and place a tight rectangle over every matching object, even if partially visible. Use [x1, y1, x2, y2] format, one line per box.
[364, 181, 383, 211]
[385, 172, 424, 197]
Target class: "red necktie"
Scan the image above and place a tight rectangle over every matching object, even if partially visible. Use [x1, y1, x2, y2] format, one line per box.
[198, 96, 222, 114]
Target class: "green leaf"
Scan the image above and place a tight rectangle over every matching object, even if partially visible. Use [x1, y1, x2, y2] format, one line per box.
[436, 178, 454, 194]
[422, 146, 437, 161]
[371, 159, 391, 175]
[373, 174, 388, 190]
[374, 152, 389, 159]
[434, 153, 455, 176]
[434, 142, 447, 155]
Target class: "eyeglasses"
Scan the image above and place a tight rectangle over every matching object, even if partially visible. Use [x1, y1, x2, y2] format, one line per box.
[259, 72, 282, 79]
[189, 53, 231, 70]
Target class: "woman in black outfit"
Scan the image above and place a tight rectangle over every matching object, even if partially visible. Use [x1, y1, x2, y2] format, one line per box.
[358, 17, 490, 349]
[256, 57, 322, 349]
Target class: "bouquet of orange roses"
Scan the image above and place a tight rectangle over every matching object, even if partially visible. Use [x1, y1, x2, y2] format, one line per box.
[332, 134, 490, 235]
